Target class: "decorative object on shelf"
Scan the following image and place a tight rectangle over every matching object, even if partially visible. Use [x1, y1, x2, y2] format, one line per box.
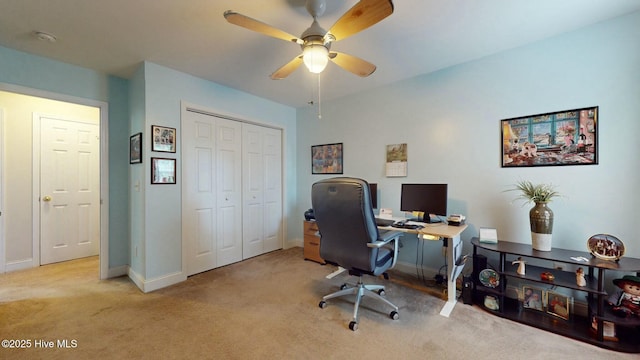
[607, 275, 640, 318]
[479, 268, 499, 288]
[507, 180, 560, 251]
[576, 267, 586, 287]
[540, 272, 555, 281]
[501, 106, 598, 167]
[522, 286, 543, 311]
[546, 291, 570, 320]
[590, 316, 617, 341]
[587, 234, 625, 261]
[484, 295, 499, 310]
[512, 256, 526, 275]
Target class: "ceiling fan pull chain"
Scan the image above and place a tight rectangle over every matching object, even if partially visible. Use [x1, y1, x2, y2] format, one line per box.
[317, 73, 322, 119]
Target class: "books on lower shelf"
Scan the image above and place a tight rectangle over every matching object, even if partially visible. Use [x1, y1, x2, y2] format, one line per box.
[479, 227, 498, 244]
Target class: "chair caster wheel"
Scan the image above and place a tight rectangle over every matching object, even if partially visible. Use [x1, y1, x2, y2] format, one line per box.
[383, 272, 389, 280]
[390, 311, 399, 320]
[319, 301, 327, 309]
[377, 289, 386, 296]
[349, 321, 358, 331]
[340, 284, 348, 290]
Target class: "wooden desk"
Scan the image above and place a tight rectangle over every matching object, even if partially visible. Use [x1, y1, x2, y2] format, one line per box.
[378, 221, 468, 317]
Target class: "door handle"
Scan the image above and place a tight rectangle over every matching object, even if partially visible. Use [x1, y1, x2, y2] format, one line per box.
[42, 195, 52, 202]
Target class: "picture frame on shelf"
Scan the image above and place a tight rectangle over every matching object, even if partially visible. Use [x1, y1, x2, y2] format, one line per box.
[546, 291, 571, 320]
[151, 157, 176, 184]
[151, 125, 176, 153]
[129, 132, 142, 164]
[522, 286, 543, 311]
[501, 106, 598, 167]
[311, 143, 343, 174]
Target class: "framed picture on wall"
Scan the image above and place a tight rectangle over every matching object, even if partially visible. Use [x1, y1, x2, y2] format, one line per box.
[151, 125, 176, 153]
[501, 106, 598, 167]
[129, 132, 142, 164]
[151, 157, 176, 184]
[311, 143, 343, 174]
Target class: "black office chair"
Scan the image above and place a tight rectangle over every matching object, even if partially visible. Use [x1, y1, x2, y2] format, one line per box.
[312, 177, 402, 331]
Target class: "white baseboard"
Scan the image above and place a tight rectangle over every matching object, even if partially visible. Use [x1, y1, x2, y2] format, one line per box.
[4, 258, 35, 272]
[285, 238, 303, 249]
[107, 265, 128, 278]
[128, 267, 186, 293]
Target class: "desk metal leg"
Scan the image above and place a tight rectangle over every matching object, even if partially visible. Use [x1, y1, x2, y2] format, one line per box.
[440, 234, 463, 317]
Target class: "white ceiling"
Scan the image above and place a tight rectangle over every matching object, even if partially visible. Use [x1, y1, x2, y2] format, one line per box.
[1, 0, 639, 108]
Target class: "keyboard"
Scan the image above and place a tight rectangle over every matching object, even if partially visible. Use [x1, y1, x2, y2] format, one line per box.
[391, 223, 423, 230]
[375, 218, 395, 227]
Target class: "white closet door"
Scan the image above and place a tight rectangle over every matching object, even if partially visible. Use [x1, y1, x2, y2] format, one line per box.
[262, 127, 282, 253]
[242, 124, 283, 259]
[215, 118, 242, 267]
[183, 111, 218, 275]
[183, 112, 243, 275]
[242, 124, 264, 259]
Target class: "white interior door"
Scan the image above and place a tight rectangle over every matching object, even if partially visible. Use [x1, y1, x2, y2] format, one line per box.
[40, 116, 100, 265]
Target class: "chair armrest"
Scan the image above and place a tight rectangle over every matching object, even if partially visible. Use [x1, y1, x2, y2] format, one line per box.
[367, 230, 402, 248]
[368, 230, 402, 269]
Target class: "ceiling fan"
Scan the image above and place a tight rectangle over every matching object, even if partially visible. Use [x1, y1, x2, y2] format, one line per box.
[224, 0, 394, 80]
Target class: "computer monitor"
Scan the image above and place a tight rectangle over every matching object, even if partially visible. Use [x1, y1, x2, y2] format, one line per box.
[400, 184, 448, 223]
[369, 183, 377, 209]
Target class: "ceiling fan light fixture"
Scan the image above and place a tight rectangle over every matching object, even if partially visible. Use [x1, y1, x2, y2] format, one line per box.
[302, 44, 329, 74]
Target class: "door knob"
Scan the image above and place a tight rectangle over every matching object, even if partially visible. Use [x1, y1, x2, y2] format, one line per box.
[43, 195, 52, 202]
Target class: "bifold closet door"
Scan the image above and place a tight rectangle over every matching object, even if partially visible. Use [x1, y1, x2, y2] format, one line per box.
[182, 111, 242, 276]
[242, 123, 283, 259]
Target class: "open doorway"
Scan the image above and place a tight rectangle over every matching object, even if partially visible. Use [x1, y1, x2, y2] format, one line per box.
[0, 87, 109, 279]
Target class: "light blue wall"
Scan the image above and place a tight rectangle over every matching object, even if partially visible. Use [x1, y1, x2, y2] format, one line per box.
[141, 62, 297, 280]
[129, 64, 146, 277]
[296, 11, 640, 268]
[0, 45, 130, 270]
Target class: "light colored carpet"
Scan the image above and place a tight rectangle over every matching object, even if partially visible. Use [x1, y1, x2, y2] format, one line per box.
[0, 247, 633, 360]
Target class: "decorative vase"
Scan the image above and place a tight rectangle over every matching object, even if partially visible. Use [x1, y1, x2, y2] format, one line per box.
[529, 202, 553, 251]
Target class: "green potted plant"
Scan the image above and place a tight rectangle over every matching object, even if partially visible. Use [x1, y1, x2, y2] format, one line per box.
[508, 180, 560, 251]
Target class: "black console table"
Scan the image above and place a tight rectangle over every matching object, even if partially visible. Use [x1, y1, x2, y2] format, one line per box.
[471, 237, 640, 353]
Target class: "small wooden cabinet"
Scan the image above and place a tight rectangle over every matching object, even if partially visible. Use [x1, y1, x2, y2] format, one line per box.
[303, 220, 325, 264]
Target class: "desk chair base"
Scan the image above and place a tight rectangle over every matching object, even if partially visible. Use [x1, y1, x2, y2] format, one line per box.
[319, 275, 399, 331]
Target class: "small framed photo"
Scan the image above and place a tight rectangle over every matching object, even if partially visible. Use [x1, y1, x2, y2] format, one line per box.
[546, 291, 570, 320]
[129, 132, 142, 164]
[151, 125, 176, 153]
[522, 286, 543, 311]
[311, 143, 343, 174]
[151, 157, 176, 184]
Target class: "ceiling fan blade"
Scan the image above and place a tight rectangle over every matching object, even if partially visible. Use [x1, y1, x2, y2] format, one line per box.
[327, 0, 394, 42]
[271, 55, 304, 80]
[224, 10, 302, 44]
[329, 52, 376, 77]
